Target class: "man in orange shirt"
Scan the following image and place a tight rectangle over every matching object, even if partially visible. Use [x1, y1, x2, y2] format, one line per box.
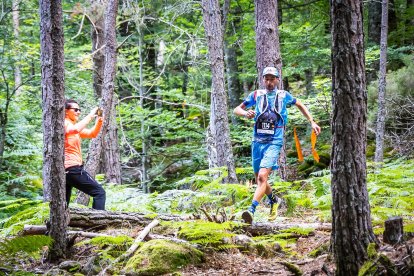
[65, 99, 106, 210]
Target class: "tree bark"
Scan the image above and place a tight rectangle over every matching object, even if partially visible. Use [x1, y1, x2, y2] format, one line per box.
[374, 0, 389, 165]
[39, 0, 68, 261]
[76, 0, 120, 205]
[70, 207, 187, 228]
[90, 0, 106, 99]
[255, 0, 287, 180]
[201, 0, 238, 184]
[330, 0, 377, 274]
[138, 24, 149, 193]
[255, 0, 283, 87]
[383, 216, 403, 245]
[12, 0, 22, 96]
[88, 0, 121, 184]
[368, 0, 382, 45]
[224, 20, 243, 124]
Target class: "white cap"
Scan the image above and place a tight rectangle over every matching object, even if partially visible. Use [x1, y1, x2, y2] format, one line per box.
[262, 67, 279, 77]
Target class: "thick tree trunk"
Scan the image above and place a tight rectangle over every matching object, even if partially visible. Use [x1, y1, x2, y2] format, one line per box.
[330, 0, 377, 274]
[374, 0, 389, 165]
[39, 0, 68, 261]
[255, 0, 287, 179]
[76, 0, 120, 205]
[255, 0, 283, 87]
[201, 0, 238, 184]
[89, 0, 121, 184]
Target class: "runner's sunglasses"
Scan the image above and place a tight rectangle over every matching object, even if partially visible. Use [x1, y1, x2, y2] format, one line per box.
[67, 108, 81, 112]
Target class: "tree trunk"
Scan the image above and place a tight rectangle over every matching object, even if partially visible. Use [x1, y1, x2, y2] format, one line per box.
[224, 26, 243, 124]
[12, 0, 22, 96]
[201, 0, 238, 184]
[89, 0, 121, 184]
[223, 0, 242, 117]
[90, 0, 106, 99]
[330, 0, 377, 274]
[374, 0, 389, 165]
[383, 216, 403, 245]
[255, 0, 287, 180]
[103, 95, 121, 183]
[39, 0, 68, 261]
[255, 0, 283, 87]
[368, 0, 382, 45]
[138, 25, 149, 193]
[0, 115, 7, 167]
[76, 0, 120, 205]
[304, 68, 314, 95]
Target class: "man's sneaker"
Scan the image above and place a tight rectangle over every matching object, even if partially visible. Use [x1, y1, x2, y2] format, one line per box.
[242, 210, 254, 224]
[269, 196, 282, 221]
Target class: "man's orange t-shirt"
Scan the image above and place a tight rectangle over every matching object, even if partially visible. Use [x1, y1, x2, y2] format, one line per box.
[64, 117, 103, 169]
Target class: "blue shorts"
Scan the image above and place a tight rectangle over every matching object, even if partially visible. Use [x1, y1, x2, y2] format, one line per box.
[251, 142, 282, 173]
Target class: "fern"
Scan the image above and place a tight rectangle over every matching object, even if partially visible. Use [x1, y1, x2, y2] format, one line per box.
[0, 202, 49, 237]
[0, 235, 52, 258]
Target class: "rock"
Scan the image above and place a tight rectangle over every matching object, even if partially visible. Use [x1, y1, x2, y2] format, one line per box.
[59, 261, 81, 272]
[233, 234, 253, 248]
[122, 239, 204, 275]
[44, 268, 71, 276]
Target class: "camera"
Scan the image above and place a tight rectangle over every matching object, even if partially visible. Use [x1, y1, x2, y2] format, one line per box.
[96, 108, 103, 117]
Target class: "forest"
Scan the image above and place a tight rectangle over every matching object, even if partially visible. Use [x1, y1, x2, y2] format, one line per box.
[0, 0, 413, 275]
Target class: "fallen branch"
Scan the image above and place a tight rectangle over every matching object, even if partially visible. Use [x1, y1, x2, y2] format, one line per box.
[69, 207, 187, 228]
[243, 222, 332, 236]
[22, 225, 112, 238]
[100, 219, 159, 275]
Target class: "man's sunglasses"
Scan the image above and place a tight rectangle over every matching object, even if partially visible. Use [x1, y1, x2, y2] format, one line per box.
[67, 108, 81, 112]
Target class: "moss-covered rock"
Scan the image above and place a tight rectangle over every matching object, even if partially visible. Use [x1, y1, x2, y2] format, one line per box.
[123, 239, 204, 275]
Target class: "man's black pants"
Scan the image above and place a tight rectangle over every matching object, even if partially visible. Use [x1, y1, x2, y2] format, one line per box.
[65, 165, 106, 210]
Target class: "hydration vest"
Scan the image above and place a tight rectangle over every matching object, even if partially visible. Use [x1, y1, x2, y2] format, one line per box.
[254, 90, 285, 136]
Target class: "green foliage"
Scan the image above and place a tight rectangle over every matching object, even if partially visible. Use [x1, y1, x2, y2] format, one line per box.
[0, 198, 42, 219]
[252, 234, 297, 255]
[404, 223, 414, 233]
[0, 235, 52, 258]
[308, 243, 329, 258]
[0, 202, 49, 237]
[164, 220, 239, 250]
[124, 239, 204, 275]
[77, 235, 134, 259]
[280, 227, 314, 236]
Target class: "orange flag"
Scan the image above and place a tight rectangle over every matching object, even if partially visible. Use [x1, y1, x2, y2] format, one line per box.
[311, 129, 320, 163]
[293, 127, 304, 162]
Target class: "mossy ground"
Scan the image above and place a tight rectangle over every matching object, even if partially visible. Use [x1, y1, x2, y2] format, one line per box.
[123, 239, 204, 275]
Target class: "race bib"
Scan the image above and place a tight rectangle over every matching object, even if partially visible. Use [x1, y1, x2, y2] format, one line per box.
[256, 121, 275, 134]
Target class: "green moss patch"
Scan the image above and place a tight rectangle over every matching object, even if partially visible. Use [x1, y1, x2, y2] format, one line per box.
[77, 235, 133, 259]
[123, 239, 203, 275]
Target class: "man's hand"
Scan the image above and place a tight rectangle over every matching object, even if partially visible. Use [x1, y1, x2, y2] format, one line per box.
[244, 109, 255, 119]
[311, 121, 321, 135]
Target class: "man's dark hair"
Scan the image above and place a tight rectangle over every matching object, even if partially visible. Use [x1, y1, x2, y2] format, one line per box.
[65, 99, 78, 109]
